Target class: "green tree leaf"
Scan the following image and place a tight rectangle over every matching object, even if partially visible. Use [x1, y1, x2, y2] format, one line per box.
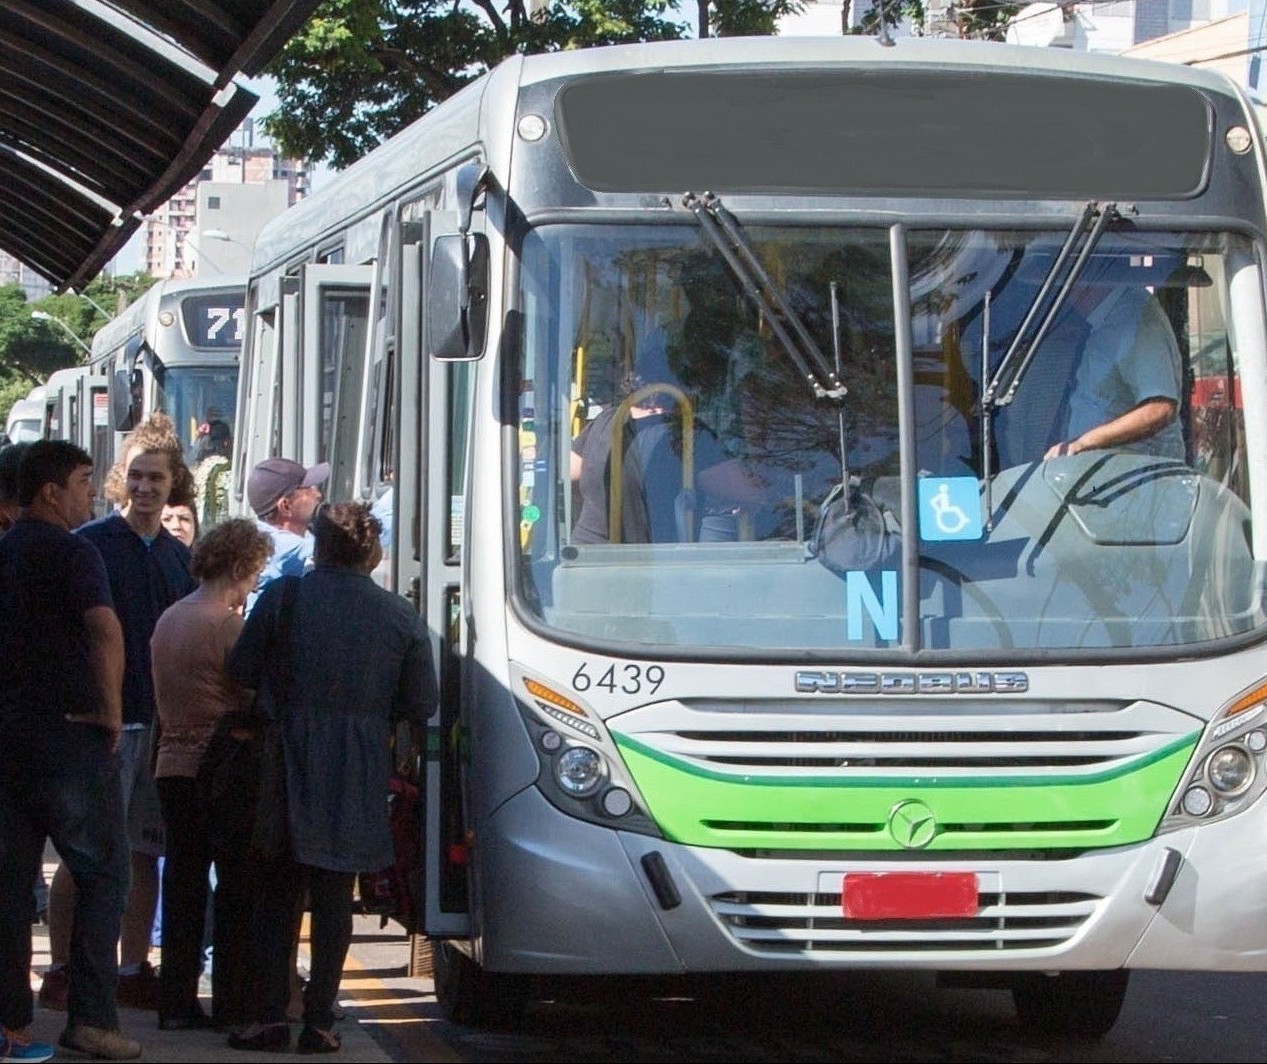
[0, 272, 159, 428]
[264, 0, 818, 169]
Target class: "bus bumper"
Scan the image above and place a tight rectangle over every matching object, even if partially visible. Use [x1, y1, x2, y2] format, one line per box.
[476, 787, 1267, 973]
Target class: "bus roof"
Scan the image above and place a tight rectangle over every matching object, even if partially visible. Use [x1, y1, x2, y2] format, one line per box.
[249, 36, 1248, 275]
[43, 365, 88, 390]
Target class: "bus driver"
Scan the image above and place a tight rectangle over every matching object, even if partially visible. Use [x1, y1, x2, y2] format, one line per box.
[1043, 283, 1184, 461]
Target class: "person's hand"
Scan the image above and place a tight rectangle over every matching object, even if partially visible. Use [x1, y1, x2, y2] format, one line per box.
[65, 710, 123, 752]
[1044, 438, 1085, 460]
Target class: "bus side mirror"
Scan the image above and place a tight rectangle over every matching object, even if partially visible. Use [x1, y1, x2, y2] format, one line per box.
[110, 369, 133, 430]
[428, 233, 489, 362]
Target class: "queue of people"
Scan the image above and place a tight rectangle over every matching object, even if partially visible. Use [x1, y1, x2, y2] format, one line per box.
[0, 422, 431, 1061]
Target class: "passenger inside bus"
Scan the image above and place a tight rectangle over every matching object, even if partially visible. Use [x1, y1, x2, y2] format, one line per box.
[193, 418, 233, 529]
[569, 333, 766, 544]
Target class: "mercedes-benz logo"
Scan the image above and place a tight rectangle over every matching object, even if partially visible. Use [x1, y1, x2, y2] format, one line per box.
[888, 799, 938, 849]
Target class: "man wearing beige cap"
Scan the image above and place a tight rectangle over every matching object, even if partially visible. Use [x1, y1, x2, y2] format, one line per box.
[245, 457, 329, 616]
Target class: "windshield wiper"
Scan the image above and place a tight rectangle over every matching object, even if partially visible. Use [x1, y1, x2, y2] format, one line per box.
[984, 201, 1118, 411]
[683, 191, 848, 403]
[979, 200, 1118, 528]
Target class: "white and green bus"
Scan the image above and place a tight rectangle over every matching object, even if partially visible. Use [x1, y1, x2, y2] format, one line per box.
[231, 36, 1267, 1040]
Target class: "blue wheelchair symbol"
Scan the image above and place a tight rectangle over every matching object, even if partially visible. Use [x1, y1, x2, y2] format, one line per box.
[918, 477, 982, 542]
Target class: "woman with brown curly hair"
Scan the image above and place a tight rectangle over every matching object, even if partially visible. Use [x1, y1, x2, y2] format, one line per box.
[225, 503, 436, 1054]
[150, 519, 273, 1030]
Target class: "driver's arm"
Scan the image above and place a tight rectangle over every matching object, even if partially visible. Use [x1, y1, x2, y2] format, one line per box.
[1044, 396, 1177, 458]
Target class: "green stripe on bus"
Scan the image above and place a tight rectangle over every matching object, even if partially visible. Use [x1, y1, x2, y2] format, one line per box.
[612, 732, 1198, 851]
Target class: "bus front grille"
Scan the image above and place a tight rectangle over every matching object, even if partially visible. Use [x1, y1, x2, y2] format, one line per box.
[611, 697, 1198, 853]
[613, 697, 1199, 777]
[709, 889, 1098, 954]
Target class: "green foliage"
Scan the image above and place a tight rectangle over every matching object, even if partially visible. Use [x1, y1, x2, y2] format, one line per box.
[82, 273, 160, 319]
[0, 373, 32, 430]
[706, 0, 802, 36]
[853, 0, 924, 34]
[264, 0, 803, 169]
[0, 284, 77, 387]
[0, 272, 159, 427]
[854, 0, 1018, 41]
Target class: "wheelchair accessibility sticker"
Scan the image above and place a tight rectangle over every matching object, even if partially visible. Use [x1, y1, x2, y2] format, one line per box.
[918, 477, 982, 541]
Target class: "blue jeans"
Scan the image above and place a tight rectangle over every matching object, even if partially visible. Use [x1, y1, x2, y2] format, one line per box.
[0, 740, 129, 1032]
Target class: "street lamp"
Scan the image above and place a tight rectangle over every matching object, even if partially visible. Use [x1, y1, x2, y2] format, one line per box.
[195, 228, 251, 275]
[144, 216, 247, 277]
[31, 310, 91, 356]
[67, 287, 113, 320]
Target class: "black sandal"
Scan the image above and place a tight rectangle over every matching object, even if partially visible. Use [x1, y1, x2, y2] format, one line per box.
[226, 1022, 291, 1052]
[296, 1024, 341, 1054]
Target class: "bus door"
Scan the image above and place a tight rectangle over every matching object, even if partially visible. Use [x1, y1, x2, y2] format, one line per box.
[299, 265, 372, 482]
[278, 277, 300, 460]
[403, 204, 475, 941]
[236, 281, 286, 496]
[353, 213, 397, 584]
[65, 381, 79, 447]
[84, 374, 110, 514]
[108, 336, 146, 454]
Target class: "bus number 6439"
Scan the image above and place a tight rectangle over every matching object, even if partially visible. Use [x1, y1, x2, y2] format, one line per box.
[572, 662, 665, 697]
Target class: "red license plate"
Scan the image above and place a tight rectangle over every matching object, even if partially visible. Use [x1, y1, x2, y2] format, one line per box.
[842, 872, 979, 920]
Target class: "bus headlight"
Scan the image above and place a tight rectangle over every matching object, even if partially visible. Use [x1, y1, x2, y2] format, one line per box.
[555, 746, 605, 796]
[514, 668, 662, 837]
[1180, 785, 1213, 817]
[1161, 679, 1267, 833]
[1207, 745, 1253, 795]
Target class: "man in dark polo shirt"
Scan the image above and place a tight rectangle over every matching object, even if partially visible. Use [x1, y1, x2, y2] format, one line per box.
[0, 440, 141, 1061]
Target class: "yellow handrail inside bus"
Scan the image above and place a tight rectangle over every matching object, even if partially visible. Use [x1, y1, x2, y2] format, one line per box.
[608, 382, 695, 544]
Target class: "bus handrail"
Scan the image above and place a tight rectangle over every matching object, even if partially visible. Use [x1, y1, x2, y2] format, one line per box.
[608, 382, 695, 544]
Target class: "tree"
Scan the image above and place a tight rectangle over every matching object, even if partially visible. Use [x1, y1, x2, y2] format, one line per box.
[38, 272, 158, 348]
[0, 284, 79, 386]
[263, 0, 801, 169]
[0, 272, 158, 426]
[855, 0, 1019, 41]
[83, 272, 159, 318]
[700, 0, 802, 37]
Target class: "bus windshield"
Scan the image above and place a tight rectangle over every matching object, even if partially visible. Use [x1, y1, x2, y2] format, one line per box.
[152, 362, 238, 467]
[515, 222, 1262, 655]
[7, 417, 41, 444]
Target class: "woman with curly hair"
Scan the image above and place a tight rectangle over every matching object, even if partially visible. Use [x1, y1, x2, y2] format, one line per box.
[150, 519, 273, 1030]
[225, 503, 436, 1054]
[100, 411, 196, 514]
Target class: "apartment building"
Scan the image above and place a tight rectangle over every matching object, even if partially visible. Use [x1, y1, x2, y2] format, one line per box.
[0, 251, 53, 301]
[143, 119, 308, 279]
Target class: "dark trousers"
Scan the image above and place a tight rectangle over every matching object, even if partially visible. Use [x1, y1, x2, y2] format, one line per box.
[155, 775, 210, 1020]
[210, 852, 264, 1027]
[0, 749, 129, 1032]
[252, 859, 354, 1030]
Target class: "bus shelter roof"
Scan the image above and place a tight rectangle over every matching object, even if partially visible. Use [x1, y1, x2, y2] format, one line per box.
[0, 0, 320, 292]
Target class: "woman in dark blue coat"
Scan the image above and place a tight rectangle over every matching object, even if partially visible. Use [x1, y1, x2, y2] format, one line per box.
[225, 502, 437, 1054]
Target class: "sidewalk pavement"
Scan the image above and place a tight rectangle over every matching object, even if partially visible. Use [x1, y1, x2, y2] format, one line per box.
[25, 915, 399, 1062]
